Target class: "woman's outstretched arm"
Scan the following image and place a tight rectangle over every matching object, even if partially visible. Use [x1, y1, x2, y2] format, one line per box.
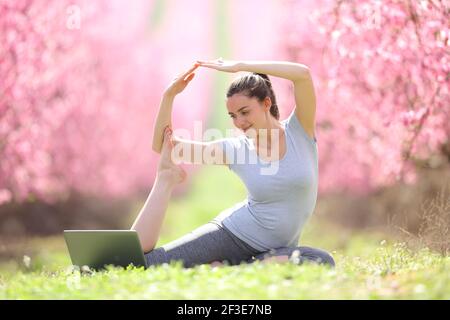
[197, 59, 317, 140]
[151, 93, 175, 153]
[152, 64, 199, 153]
[235, 60, 311, 82]
[240, 61, 317, 139]
[196, 59, 310, 81]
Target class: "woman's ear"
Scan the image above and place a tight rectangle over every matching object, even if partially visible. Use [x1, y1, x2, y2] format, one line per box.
[264, 97, 272, 111]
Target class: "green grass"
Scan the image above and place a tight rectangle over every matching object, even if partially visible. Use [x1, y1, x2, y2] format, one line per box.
[0, 237, 448, 299]
[0, 166, 449, 299]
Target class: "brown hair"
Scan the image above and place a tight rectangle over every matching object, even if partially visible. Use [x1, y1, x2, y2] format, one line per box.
[226, 72, 280, 120]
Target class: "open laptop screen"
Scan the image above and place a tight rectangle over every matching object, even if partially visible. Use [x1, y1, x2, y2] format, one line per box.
[64, 230, 147, 270]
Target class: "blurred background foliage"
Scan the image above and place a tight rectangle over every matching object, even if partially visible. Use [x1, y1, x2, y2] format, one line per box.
[0, 0, 448, 265]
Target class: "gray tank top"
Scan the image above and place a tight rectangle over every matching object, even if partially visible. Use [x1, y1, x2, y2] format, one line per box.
[213, 109, 318, 251]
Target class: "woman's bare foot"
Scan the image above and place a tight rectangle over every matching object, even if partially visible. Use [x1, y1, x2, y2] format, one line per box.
[261, 255, 289, 264]
[210, 261, 224, 268]
[157, 126, 187, 184]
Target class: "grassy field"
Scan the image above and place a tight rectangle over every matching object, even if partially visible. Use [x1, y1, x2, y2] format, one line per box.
[0, 166, 449, 299]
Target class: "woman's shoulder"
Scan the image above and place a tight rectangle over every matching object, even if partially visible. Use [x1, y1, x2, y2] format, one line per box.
[284, 109, 317, 145]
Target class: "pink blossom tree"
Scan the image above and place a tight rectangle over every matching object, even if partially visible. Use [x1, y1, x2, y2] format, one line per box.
[280, 0, 449, 194]
[0, 0, 214, 207]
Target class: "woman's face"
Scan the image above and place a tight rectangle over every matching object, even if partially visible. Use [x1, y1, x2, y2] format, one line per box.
[226, 94, 271, 133]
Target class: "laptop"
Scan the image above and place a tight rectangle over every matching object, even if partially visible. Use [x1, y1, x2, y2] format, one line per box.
[63, 230, 147, 270]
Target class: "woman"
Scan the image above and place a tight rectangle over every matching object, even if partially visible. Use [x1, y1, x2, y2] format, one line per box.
[131, 59, 335, 268]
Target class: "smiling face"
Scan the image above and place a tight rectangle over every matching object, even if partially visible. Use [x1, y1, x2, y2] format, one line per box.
[226, 94, 271, 133]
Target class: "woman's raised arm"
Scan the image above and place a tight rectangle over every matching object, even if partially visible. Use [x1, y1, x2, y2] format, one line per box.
[196, 59, 310, 81]
[151, 93, 175, 153]
[197, 59, 316, 139]
[151, 63, 199, 153]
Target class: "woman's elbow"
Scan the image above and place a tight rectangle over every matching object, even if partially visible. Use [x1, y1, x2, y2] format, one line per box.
[151, 142, 162, 154]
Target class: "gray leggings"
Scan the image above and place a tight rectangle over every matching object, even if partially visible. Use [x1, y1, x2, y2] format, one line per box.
[144, 221, 335, 268]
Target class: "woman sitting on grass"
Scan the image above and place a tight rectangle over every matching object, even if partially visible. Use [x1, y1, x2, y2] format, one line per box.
[131, 59, 335, 268]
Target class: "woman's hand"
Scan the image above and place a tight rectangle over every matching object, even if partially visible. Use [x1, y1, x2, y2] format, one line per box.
[196, 57, 241, 73]
[164, 63, 199, 97]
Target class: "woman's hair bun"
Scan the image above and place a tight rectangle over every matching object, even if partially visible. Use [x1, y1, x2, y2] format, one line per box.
[252, 73, 272, 87]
